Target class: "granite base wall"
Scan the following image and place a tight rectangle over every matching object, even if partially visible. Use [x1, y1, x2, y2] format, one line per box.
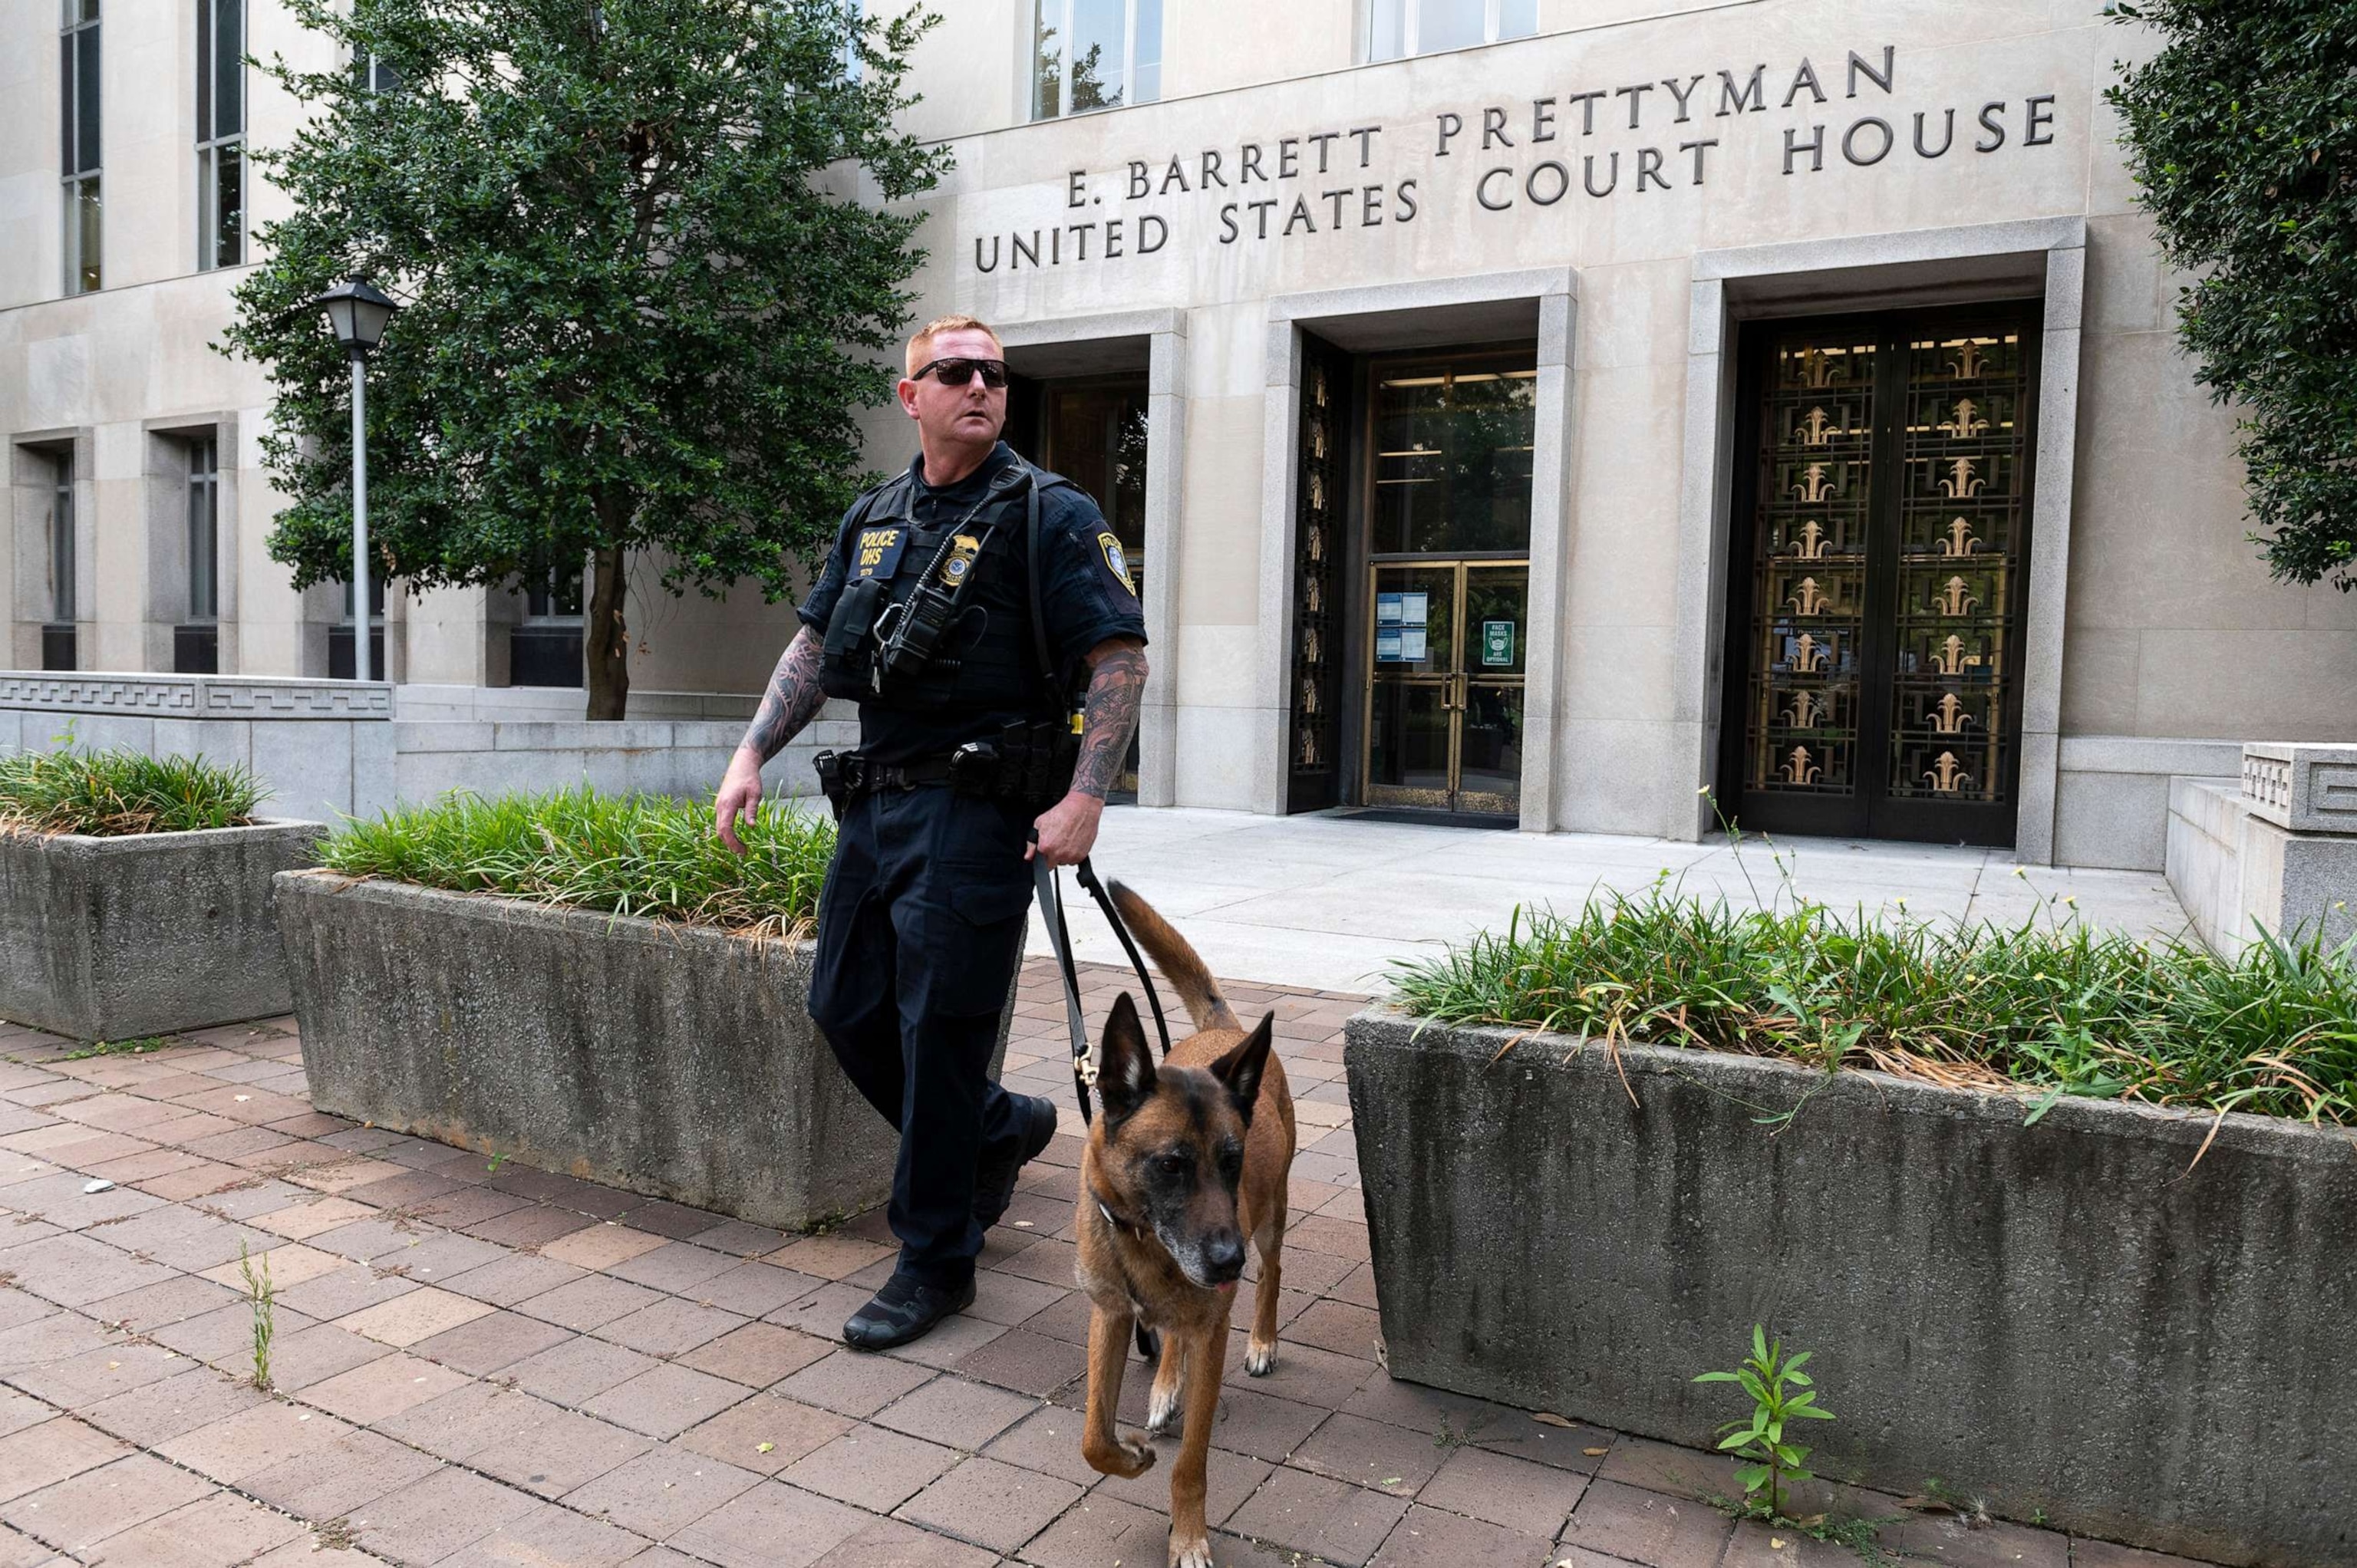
[1344, 1010, 2356, 1568]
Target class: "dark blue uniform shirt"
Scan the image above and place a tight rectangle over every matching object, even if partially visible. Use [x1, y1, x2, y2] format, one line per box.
[798, 442, 1146, 766]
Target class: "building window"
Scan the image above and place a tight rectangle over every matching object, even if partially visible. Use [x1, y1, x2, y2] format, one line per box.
[196, 0, 244, 269]
[176, 436, 221, 674]
[1366, 0, 1537, 62]
[512, 560, 586, 688]
[60, 0, 101, 295]
[329, 570, 386, 680]
[43, 450, 77, 671]
[1032, 0, 1162, 120]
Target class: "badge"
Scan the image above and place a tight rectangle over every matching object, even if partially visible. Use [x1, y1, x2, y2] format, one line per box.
[852, 525, 906, 581]
[939, 534, 981, 588]
[1097, 532, 1136, 595]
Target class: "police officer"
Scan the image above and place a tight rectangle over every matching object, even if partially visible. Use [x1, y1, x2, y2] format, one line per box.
[714, 315, 1149, 1349]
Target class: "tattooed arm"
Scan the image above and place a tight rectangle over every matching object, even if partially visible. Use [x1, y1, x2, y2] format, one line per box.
[1030, 637, 1148, 867]
[714, 628, 828, 854]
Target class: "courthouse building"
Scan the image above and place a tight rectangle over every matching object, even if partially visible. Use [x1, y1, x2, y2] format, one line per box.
[5, 0, 2355, 871]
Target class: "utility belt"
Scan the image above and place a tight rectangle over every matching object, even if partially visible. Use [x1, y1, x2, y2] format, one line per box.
[814, 717, 1078, 818]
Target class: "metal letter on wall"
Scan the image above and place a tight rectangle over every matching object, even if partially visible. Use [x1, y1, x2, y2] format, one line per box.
[1287, 337, 1350, 812]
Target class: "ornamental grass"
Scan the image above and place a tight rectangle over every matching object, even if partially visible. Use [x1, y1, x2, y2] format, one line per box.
[1387, 884, 2357, 1126]
[318, 787, 832, 940]
[0, 746, 265, 836]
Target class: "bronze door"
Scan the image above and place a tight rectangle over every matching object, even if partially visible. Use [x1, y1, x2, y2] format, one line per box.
[1364, 561, 1526, 815]
[1719, 306, 2039, 845]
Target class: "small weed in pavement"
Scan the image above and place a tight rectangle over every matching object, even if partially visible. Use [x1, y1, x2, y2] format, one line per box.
[236, 1241, 277, 1391]
[61, 1036, 168, 1061]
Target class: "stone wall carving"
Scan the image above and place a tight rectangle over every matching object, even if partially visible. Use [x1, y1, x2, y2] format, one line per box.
[0, 673, 391, 720]
[2242, 742, 2357, 837]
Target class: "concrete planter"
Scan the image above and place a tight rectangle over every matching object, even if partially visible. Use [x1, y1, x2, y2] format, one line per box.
[0, 819, 325, 1039]
[1344, 1009, 2355, 1568]
[277, 871, 1011, 1231]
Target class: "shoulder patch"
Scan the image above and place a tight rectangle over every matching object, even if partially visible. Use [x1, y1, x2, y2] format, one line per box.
[1097, 532, 1138, 595]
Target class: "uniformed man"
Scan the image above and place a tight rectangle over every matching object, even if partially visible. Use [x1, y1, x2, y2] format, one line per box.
[714, 314, 1149, 1349]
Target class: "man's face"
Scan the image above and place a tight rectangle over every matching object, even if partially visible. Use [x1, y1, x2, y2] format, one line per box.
[899, 328, 1007, 450]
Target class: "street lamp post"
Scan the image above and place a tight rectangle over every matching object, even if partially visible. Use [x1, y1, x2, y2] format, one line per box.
[312, 278, 399, 683]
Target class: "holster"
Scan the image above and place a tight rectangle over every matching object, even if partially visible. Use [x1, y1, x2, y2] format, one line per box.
[947, 719, 1078, 809]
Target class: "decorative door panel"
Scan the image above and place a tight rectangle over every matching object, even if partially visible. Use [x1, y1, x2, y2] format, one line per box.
[1287, 335, 1350, 812]
[1720, 308, 2038, 845]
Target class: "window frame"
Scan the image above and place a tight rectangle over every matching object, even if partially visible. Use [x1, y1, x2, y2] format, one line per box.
[186, 436, 220, 623]
[196, 0, 246, 270]
[50, 451, 77, 626]
[60, 0, 101, 295]
[1030, 0, 1162, 122]
[1365, 0, 1537, 64]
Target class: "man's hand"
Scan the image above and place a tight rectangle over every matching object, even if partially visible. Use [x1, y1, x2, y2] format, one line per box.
[714, 746, 766, 855]
[1029, 790, 1104, 866]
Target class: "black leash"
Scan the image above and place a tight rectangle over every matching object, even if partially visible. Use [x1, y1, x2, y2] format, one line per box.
[1029, 846, 1172, 1126]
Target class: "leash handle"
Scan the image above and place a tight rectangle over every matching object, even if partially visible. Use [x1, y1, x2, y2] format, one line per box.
[1073, 858, 1173, 1060]
[1031, 835, 1096, 1125]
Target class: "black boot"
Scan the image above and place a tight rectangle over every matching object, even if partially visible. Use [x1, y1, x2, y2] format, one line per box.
[842, 1272, 977, 1351]
[973, 1093, 1058, 1230]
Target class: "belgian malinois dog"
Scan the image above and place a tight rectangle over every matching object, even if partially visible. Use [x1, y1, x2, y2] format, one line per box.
[1076, 883, 1297, 1568]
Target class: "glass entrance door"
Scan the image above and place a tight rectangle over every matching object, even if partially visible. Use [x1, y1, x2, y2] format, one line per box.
[1365, 562, 1526, 815]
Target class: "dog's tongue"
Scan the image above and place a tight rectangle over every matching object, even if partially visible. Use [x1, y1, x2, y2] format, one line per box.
[1216, 1281, 1238, 1297]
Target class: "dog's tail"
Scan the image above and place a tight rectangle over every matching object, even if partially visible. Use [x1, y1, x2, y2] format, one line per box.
[1106, 881, 1241, 1033]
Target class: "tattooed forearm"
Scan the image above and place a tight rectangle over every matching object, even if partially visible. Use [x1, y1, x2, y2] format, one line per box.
[1070, 641, 1148, 799]
[739, 629, 829, 764]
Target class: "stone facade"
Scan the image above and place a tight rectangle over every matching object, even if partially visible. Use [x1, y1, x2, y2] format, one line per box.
[3, 1, 2353, 868]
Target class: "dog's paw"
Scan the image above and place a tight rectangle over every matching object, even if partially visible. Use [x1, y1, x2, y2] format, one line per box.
[1169, 1531, 1215, 1568]
[1085, 1433, 1158, 1479]
[1244, 1339, 1277, 1377]
[1146, 1383, 1183, 1435]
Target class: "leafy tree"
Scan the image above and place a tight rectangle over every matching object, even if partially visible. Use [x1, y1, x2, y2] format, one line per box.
[226, 0, 948, 716]
[2107, 1, 2357, 591]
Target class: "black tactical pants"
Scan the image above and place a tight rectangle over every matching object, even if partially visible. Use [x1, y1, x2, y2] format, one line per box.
[807, 785, 1037, 1290]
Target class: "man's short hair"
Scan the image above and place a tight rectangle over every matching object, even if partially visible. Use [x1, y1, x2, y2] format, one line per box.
[905, 314, 1003, 377]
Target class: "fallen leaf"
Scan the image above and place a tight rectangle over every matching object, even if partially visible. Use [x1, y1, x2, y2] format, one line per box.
[1014, 1220, 1034, 1228]
[235, 1095, 252, 1102]
[1531, 1412, 1574, 1428]
[1771, 1539, 1786, 1550]
[756, 1441, 775, 1454]
[1582, 1446, 1608, 1456]
[1380, 1477, 1403, 1487]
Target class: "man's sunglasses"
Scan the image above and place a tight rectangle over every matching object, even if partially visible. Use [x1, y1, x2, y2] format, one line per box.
[914, 356, 1010, 389]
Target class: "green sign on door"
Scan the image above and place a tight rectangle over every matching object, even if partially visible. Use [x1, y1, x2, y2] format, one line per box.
[1481, 620, 1515, 667]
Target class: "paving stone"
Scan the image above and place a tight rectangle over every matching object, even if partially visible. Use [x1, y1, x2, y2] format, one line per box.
[873, 1372, 1038, 1452]
[895, 1453, 1086, 1555]
[977, 1403, 1103, 1488]
[268, 1323, 397, 1392]
[80, 1273, 240, 1332]
[1287, 1296, 1386, 1360]
[517, 1273, 665, 1332]
[666, 1478, 866, 1568]
[617, 1201, 724, 1242]
[690, 1261, 824, 1319]
[879, 1306, 1012, 1371]
[0, 1233, 174, 1306]
[1416, 1441, 1591, 1535]
[680, 1372, 858, 1467]
[469, 1402, 651, 1497]
[81, 1205, 267, 1272]
[1720, 1517, 1894, 1568]
[951, 1327, 1086, 1398]
[193, 1240, 347, 1293]
[763, 1280, 875, 1340]
[1556, 1479, 1736, 1568]
[776, 1348, 937, 1419]
[143, 1300, 311, 1368]
[806, 1514, 999, 1568]
[0, 1418, 130, 1505]
[465, 1204, 596, 1250]
[437, 1500, 652, 1567]
[354, 1464, 543, 1566]
[1468, 1414, 1616, 1476]
[412, 1185, 537, 1231]
[335, 1284, 496, 1347]
[300, 1350, 473, 1425]
[377, 1382, 557, 1461]
[8, 1339, 191, 1411]
[1223, 1464, 1411, 1567]
[584, 1362, 751, 1439]
[506, 1334, 660, 1405]
[2068, 1543, 2219, 1568]
[964, 1269, 1070, 1329]
[1877, 1513, 2070, 1568]
[607, 1240, 742, 1294]
[0, 1453, 213, 1552]
[763, 1234, 895, 1282]
[441, 1252, 587, 1306]
[239, 1426, 440, 1518]
[1594, 1435, 1738, 1499]
[76, 1490, 308, 1568]
[373, 1228, 509, 1286]
[1019, 1492, 1177, 1568]
[1095, 1440, 1275, 1527]
[246, 1194, 375, 1241]
[0, 1392, 52, 1441]
[784, 1424, 962, 1510]
[561, 1444, 763, 1540]
[539, 1223, 672, 1273]
[1014, 1290, 1094, 1347]
[278, 1260, 423, 1322]
[410, 1306, 574, 1375]
[1288, 1411, 1452, 1497]
[1370, 1502, 1561, 1568]
[594, 1296, 747, 1358]
[670, 1321, 832, 1392]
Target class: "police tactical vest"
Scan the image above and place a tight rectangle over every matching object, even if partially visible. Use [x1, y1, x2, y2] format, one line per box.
[818, 457, 1075, 715]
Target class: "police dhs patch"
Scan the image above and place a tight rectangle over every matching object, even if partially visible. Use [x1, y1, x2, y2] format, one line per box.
[1097, 532, 1136, 595]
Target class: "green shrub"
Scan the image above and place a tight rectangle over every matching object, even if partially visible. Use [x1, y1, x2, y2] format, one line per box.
[319, 787, 832, 939]
[1387, 886, 2357, 1125]
[0, 747, 265, 836]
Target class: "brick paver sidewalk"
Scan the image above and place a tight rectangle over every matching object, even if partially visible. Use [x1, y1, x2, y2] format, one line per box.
[0, 960, 2208, 1568]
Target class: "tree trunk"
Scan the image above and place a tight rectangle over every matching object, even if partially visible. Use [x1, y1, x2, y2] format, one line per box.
[585, 539, 631, 720]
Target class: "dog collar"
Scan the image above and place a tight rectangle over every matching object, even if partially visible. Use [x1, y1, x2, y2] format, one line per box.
[1089, 1185, 1147, 1237]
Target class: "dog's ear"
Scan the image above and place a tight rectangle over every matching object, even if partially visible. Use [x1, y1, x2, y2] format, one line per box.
[1096, 992, 1158, 1122]
[1210, 1013, 1275, 1125]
